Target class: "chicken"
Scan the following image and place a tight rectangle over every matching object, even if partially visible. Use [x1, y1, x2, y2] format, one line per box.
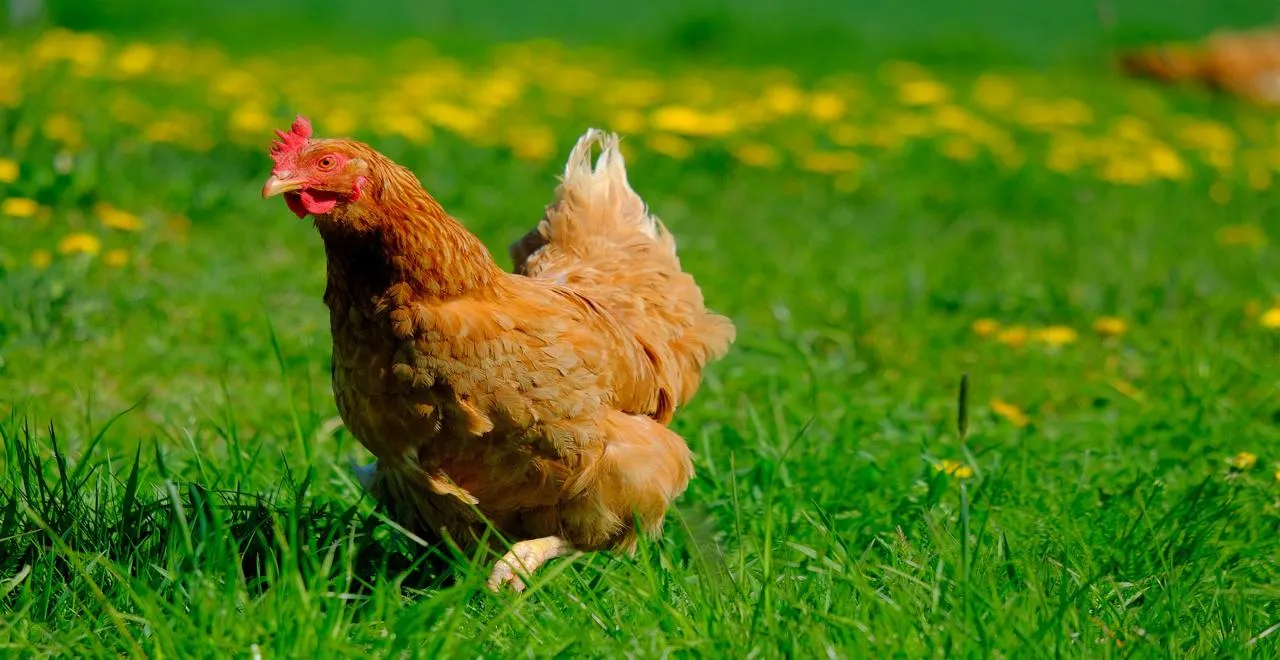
[260, 117, 735, 591]
[1118, 25, 1280, 105]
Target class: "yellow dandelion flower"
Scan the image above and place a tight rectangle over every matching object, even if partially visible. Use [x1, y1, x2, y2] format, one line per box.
[1046, 148, 1081, 174]
[103, 249, 129, 268]
[545, 65, 598, 96]
[1093, 316, 1128, 338]
[1100, 159, 1152, 185]
[0, 159, 18, 183]
[732, 143, 780, 168]
[933, 105, 979, 132]
[971, 318, 1000, 337]
[1016, 98, 1093, 129]
[1148, 144, 1187, 180]
[1205, 149, 1234, 173]
[1229, 451, 1257, 471]
[95, 203, 142, 232]
[1215, 224, 1266, 249]
[57, 232, 101, 256]
[650, 106, 737, 138]
[145, 112, 213, 151]
[31, 30, 106, 75]
[507, 126, 556, 162]
[996, 325, 1028, 347]
[30, 249, 52, 270]
[899, 79, 949, 106]
[934, 459, 974, 479]
[2, 197, 39, 218]
[971, 73, 1016, 109]
[645, 134, 693, 159]
[322, 108, 359, 136]
[0, 62, 22, 107]
[763, 85, 804, 115]
[801, 151, 860, 174]
[1111, 116, 1150, 141]
[808, 92, 847, 122]
[611, 110, 646, 134]
[605, 79, 663, 106]
[67, 32, 105, 74]
[1032, 325, 1078, 346]
[210, 69, 263, 100]
[424, 102, 484, 138]
[1260, 307, 1280, 329]
[1176, 119, 1236, 152]
[229, 104, 273, 136]
[42, 113, 83, 148]
[114, 43, 157, 76]
[373, 113, 430, 144]
[1274, 468, 1280, 482]
[990, 399, 1030, 428]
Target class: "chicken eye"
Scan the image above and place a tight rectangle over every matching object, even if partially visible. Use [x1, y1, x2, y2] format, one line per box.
[317, 155, 339, 170]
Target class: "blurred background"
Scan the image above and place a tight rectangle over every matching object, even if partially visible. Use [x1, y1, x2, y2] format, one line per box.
[15, 0, 1280, 65]
[3, 0, 1280, 442]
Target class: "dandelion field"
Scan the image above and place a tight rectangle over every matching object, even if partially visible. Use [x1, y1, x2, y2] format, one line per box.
[3, 1, 1280, 657]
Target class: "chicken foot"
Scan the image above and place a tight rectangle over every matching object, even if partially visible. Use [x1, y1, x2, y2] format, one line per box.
[349, 462, 571, 592]
[486, 536, 572, 593]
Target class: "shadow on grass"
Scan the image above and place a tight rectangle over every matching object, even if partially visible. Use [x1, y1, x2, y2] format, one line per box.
[0, 420, 458, 610]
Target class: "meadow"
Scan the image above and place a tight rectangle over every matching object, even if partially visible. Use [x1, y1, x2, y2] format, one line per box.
[3, 1, 1280, 657]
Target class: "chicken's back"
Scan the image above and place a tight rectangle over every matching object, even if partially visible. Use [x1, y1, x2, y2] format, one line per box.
[510, 130, 735, 422]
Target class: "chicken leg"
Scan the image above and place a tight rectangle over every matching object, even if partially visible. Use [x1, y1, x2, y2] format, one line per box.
[486, 536, 572, 592]
[354, 463, 568, 592]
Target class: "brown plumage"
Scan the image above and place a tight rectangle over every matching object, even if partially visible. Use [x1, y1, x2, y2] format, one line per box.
[261, 118, 735, 591]
[1118, 25, 1280, 105]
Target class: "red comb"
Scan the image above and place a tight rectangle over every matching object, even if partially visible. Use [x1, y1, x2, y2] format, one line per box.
[269, 115, 313, 172]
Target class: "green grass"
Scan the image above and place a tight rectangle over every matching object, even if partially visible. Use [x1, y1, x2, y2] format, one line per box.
[4, 2, 1280, 657]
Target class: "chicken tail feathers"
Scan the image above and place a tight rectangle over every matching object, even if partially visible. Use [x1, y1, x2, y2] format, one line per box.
[509, 128, 674, 273]
[560, 128, 663, 241]
[510, 127, 735, 416]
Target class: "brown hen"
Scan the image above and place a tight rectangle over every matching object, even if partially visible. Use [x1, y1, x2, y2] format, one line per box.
[1119, 25, 1280, 105]
[261, 118, 735, 591]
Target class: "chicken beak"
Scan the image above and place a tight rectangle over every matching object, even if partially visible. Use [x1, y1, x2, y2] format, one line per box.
[262, 174, 305, 199]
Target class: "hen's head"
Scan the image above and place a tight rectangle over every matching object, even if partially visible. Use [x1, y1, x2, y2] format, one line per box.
[262, 116, 371, 219]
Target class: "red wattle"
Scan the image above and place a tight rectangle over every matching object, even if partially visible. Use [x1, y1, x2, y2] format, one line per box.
[285, 192, 308, 219]
[300, 190, 339, 215]
[284, 189, 343, 218]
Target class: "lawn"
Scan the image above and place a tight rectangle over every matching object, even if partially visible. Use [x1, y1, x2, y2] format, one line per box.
[3, 1, 1280, 657]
